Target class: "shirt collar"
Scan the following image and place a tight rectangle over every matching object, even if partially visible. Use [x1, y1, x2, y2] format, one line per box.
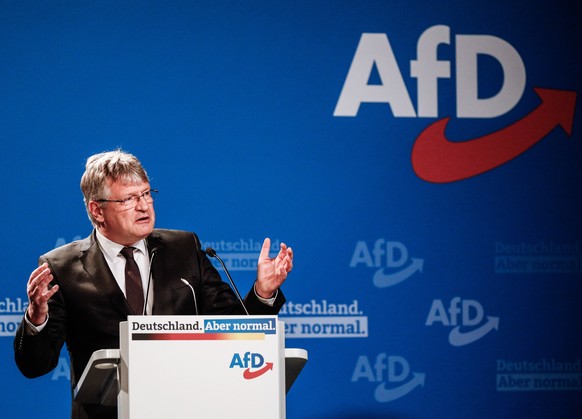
[95, 229, 148, 262]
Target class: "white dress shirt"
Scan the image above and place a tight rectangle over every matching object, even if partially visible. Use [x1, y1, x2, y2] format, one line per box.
[95, 230, 153, 315]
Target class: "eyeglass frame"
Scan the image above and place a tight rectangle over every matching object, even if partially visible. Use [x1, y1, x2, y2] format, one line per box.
[95, 189, 158, 208]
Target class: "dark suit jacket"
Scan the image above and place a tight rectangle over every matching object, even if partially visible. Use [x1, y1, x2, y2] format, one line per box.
[14, 229, 285, 419]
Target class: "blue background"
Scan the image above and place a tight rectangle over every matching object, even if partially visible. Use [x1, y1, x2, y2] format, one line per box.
[1, 1, 580, 418]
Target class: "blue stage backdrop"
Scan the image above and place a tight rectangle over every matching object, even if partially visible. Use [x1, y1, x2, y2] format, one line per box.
[1, 1, 580, 418]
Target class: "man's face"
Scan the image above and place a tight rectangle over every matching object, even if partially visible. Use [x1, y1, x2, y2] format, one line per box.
[90, 179, 156, 246]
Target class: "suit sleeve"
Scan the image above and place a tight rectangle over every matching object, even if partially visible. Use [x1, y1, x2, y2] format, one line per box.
[13, 257, 68, 378]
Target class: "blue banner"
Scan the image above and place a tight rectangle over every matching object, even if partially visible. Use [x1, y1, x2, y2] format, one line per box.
[1, 1, 580, 417]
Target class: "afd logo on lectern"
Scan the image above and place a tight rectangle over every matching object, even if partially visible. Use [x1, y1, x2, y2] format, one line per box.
[230, 352, 274, 380]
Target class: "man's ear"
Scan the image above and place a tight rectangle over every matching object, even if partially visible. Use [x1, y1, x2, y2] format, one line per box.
[88, 201, 105, 224]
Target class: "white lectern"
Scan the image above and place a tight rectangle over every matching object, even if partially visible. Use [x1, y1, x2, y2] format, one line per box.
[74, 315, 307, 419]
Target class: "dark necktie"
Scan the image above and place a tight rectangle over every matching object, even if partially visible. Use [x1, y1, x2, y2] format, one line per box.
[120, 247, 144, 314]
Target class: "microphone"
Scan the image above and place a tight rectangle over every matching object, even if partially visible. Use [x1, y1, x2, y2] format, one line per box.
[180, 278, 199, 315]
[142, 247, 159, 315]
[205, 247, 249, 315]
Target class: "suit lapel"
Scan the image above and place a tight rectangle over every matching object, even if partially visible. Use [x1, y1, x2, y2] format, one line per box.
[80, 231, 132, 316]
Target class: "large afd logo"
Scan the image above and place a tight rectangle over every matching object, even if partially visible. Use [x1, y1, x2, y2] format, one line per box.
[334, 25, 577, 183]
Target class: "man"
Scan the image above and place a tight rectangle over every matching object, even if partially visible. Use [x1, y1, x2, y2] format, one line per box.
[14, 150, 293, 419]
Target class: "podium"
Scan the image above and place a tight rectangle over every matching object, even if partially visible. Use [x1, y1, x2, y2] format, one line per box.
[74, 315, 307, 418]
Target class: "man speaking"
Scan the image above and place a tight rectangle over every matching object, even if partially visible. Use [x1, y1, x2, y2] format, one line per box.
[14, 150, 294, 418]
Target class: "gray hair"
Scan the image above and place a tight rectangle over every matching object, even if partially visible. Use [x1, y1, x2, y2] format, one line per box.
[80, 150, 150, 226]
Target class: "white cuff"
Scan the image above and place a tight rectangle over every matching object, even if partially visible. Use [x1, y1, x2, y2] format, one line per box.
[254, 284, 278, 307]
[24, 312, 48, 335]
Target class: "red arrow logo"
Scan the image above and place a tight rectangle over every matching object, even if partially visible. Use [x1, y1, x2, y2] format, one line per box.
[411, 88, 577, 183]
[242, 362, 273, 380]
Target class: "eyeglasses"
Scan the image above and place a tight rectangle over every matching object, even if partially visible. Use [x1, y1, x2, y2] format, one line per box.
[96, 189, 158, 208]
